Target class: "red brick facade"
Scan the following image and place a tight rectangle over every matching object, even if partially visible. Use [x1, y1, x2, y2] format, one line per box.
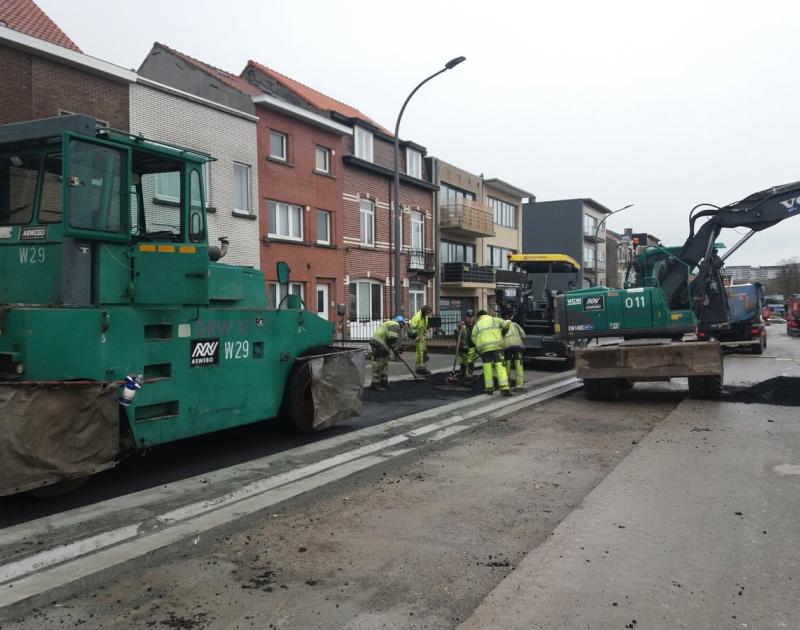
[0, 45, 129, 129]
[256, 105, 346, 320]
[342, 131, 436, 321]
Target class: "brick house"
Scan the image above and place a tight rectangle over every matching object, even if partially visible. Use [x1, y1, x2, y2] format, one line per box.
[240, 62, 438, 331]
[134, 43, 261, 268]
[244, 61, 352, 320]
[0, 0, 132, 128]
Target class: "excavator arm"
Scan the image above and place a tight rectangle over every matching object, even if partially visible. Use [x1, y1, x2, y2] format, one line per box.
[659, 180, 800, 324]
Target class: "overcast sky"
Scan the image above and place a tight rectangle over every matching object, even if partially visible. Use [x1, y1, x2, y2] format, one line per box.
[38, 0, 800, 266]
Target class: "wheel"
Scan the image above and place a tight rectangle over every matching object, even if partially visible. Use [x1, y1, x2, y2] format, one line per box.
[583, 378, 619, 401]
[283, 362, 316, 434]
[688, 374, 724, 399]
[751, 336, 765, 355]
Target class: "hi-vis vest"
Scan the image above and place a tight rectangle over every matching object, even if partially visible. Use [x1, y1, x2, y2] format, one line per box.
[471, 314, 508, 354]
[371, 320, 400, 353]
[503, 321, 525, 351]
[409, 310, 428, 336]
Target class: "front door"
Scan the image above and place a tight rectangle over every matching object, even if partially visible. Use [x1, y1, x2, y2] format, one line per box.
[316, 283, 330, 320]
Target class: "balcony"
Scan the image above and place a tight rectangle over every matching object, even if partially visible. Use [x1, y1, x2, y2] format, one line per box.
[583, 230, 605, 243]
[407, 249, 436, 275]
[441, 262, 495, 287]
[440, 202, 495, 238]
[495, 269, 526, 286]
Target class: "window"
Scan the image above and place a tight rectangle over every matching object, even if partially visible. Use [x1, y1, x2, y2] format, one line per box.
[406, 148, 422, 178]
[155, 172, 180, 204]
[189, 169, 205, 243]
[354, 127, 373, 162]
[488, 196, 517, 229]
[233, 162, 251, 214]
[438, 182, 475, 207]
[409, 282, 425, 315]
[68, 140, 123, 232]
[39, 153, 64, 223]
[0, 154, 38, 224]
[316, 209, 331, 244]
[270, 131, 287, 161]
[584, 245, 596, 268]
[598, 247, 605, 263]
[359, 198, 374, 246]
[584, 214, 598, 237]
[315, 146, 330, 173]
[201, 161, 211, 208]
[411, 210, 424, 250]
[486, 245, 516, 270]
[440, 239, 475, 263]
[349, 280, 383, 322]
[268, 282, 303, 309]
[268, 200, 303, 241]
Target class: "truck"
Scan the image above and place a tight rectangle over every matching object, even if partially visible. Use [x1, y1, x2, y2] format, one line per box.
[0, 115, 364, 496]
[787, 295, 800, 336]
[555, 180, 800, 400]
[716, 282, 767, 354]
[494, 253, 581, 366]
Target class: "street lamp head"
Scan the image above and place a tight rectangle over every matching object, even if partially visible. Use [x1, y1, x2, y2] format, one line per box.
[618, 204, 634, 212]
[445, 56, 466, 70]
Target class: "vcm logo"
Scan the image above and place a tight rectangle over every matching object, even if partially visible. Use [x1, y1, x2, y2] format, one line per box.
[780, 197, 800, 212]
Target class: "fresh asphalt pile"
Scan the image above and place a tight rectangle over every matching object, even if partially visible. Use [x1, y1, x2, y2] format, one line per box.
[724, 376, 800, 406]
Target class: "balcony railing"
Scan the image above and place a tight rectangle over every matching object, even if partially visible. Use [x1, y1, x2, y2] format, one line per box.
[441, 262, 495, 285]
[440, 202, 495, 237]
[407, 249, 436, 274]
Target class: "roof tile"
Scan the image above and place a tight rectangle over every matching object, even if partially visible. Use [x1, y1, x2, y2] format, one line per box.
[245, 59, 389, 134]
[0, 0, 80, 51]
[151, 42, 261, 97]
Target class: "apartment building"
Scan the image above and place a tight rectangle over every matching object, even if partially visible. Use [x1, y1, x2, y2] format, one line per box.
[134, 43, 261, 268]
[432, 159, 530, 320]
[522, 198, 613, 288]
[239, 62, 438, 329]
[0, 0, 132, 128]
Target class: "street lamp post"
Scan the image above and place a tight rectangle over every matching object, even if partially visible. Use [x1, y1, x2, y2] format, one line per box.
[594, 204, 633, 286]
[393, 56, 466, 318]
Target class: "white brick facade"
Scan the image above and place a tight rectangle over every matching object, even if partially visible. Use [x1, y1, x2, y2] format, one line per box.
[129, 82, 260, 267]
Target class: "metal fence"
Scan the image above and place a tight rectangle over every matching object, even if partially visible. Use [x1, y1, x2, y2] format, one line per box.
[333, 312, 466, 347]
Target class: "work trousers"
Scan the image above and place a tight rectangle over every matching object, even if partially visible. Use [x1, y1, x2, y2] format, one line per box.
[371, 355, 389, 386]
[415, 335, 428, 369]
[504, 348, 524, 389]
[480, 350, 509, 392]
[459, 346, 476, 375]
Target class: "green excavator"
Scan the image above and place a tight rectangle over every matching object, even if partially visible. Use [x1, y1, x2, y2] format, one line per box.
[555, 180, 800, 399]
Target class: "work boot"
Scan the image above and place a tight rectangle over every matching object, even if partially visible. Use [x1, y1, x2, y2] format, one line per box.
[380, 380, 389, 391]
[501, 389, 513, 397]
[370, 383, 382, 392]
[515, 385, 525, 392]
[416, 368, 431, 375]
[485, 389, 494, 396]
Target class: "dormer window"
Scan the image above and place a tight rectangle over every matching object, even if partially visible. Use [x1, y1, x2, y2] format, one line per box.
[354, 127, 373, 162]
[406, 148, 422, 178]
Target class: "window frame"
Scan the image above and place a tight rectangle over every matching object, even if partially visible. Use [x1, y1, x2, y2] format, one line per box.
[268, 281, 304, 309]
[349, 279, 383, 322]
[411, 210, 424, 250]
[268, 199, 304, 242]
[269, 130, 288, 161]
[316, 209, 331, 245]
[315, 146, 331, 174]
[233, 162, 251, 215]
[359, 198, 375, 246]
[406, 147, 422, 179]
[488, 196, 517, 229]
[354, 127, 373, 162]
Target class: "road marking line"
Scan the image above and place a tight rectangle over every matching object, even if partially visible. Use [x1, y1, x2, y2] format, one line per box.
[0, 378, 576, 611]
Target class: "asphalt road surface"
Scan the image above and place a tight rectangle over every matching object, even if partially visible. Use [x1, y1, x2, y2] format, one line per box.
[1, 329, 798, 629]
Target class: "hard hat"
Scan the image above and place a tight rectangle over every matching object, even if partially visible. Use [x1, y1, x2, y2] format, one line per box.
[465, 308, 475, 316]
[394, 315, 406, 324]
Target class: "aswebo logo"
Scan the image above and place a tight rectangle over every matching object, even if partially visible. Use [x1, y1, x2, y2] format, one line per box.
[190, 338, 220, 367]
[582, 295, 605, 312]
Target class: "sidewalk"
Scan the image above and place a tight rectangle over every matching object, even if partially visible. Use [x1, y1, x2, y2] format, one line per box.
[459, 399, 800, 629]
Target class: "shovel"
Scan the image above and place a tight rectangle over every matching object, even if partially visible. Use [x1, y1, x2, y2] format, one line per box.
[446, 325, 465, 385]
[395, 350, 423, 380]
